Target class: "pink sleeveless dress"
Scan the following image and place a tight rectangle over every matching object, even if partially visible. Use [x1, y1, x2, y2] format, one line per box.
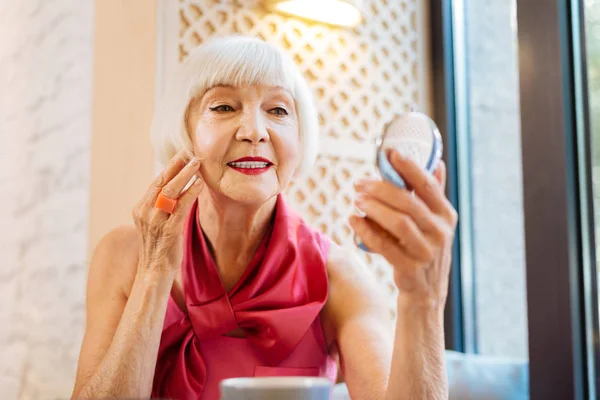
[151, 195, 337, 400]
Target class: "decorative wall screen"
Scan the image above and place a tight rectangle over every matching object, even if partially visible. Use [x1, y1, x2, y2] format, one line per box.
[160, 0, 430, 320]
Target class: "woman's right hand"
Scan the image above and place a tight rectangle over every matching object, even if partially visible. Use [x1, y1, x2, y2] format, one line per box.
[132, 150, 204, 277]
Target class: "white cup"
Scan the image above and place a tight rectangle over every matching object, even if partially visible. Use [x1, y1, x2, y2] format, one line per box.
[220, 376, 333, 400]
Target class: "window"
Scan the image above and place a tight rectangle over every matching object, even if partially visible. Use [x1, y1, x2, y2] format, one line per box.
[435, 0, 600, 398]
[457, 0, 528, 358]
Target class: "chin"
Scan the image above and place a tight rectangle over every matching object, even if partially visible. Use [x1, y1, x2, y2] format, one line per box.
[214, 168, 287, 206]
[221, 184, 279, 206]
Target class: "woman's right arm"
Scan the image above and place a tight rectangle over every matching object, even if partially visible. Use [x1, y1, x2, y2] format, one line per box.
[71, 151, 203, 399]
[71, 227, 175, 399]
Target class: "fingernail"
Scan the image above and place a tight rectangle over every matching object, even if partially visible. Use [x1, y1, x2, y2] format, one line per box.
[354, 179, 373, 192]
[353, 205, 367, 218]
[391, 149, 404, 162]
[349, 215, 361, 226]
[355, 194, 368, 210]
[190, 159, 199, 166]
[385, 148, 395, 160]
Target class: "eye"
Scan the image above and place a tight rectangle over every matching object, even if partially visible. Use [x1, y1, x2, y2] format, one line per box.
[209, 104, 235, 112]
[269, 107, 289, 116]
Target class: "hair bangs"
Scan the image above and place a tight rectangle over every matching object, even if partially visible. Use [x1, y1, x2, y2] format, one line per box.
[188, 37, 296, 98]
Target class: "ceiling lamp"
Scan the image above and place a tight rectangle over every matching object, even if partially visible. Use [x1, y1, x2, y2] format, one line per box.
[265, 0, 363, 28]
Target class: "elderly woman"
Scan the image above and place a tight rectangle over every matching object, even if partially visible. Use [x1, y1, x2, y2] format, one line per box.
[71, 36, 457, 400]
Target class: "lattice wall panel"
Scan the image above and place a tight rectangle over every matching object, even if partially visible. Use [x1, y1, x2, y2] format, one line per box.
[179, 0, 421, 144]
[284, 155, 399, 319]
[175, 0, 426, 319]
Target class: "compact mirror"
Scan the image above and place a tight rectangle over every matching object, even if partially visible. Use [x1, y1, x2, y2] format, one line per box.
[355, 111, 443, 252]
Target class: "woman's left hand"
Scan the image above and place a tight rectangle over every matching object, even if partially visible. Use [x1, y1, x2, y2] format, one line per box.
[350, 150, 458, 309]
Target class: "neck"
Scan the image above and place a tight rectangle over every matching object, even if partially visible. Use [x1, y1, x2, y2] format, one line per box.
[196, 191, 278, 274]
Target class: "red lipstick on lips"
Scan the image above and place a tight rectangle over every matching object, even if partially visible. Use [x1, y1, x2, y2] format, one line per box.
[227, 156, 273, 175]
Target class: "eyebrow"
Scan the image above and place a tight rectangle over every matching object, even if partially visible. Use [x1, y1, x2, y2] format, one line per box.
[200, 88, 291, 108]
[207, 84, 292, 94]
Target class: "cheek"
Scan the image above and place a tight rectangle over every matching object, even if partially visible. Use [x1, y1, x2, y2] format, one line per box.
[274, 118, 300, 155]
[274, 129, 301, 171]
[285, 129, 301, 160]
[285, 137, 301, 163]
[193, 122, 225, 160]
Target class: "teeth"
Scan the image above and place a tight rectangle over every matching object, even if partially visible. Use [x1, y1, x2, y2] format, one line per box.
[229, 161, 269, 169]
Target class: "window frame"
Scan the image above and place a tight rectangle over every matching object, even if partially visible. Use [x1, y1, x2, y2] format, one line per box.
[430, 0, 467, 353]
[430, 0, 600, 398]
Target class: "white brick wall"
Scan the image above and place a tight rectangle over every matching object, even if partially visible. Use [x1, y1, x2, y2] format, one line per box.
[0, 1, 93, 398]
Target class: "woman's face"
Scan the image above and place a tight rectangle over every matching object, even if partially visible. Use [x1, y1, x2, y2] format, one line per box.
[187, 85, 300, 205]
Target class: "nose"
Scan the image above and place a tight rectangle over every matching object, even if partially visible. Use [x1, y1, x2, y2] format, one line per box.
[235, 108, 270, 144]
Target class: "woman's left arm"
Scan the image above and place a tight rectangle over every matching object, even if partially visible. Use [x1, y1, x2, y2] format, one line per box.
[327, 151, 457, 400]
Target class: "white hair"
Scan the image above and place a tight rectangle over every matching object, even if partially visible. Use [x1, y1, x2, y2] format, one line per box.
[151, 35, 320, 175]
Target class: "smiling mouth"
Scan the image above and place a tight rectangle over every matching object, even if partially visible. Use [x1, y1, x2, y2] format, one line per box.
[227, 161, 271, 169]
[226, 158, 273, 175]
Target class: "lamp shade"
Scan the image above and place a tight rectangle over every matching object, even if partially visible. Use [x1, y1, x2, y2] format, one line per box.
[265, 0, 363, 28]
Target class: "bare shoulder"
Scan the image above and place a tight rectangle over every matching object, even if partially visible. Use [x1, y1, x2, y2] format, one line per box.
[326, 242, 389, 313]
[322, 242, 392, 344]
[93, 224, 139, 260]
[88, 224, 140, 300]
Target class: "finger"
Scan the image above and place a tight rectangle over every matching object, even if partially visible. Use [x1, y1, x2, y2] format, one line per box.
[432, 161, 457, 225]
[355, 179, 442, 236]
[349, 215, 418, 268]
[142, 150, 190, 203]
[171, 175, 205, 222]
[433, 160, 447, 190]
[389, 150, 451, 216]
[355, 196, 434, 261]
[160, 158, 201, 201]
